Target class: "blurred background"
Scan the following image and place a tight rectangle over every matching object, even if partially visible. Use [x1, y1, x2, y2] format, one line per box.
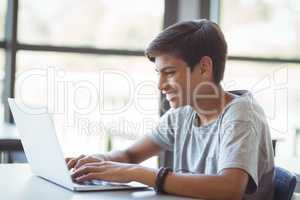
[0, 0, 300, 170]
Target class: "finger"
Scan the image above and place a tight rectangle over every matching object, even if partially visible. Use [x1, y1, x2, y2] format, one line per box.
[72, 161, 110, 178]
[74, 155, 103, 169]
[72, 155, 86, 169]
[72, 165, 104, 179]
[67, 155, 85, 169]
[74, 157, 94, 170]
[67, 159, 78, 169]
[75, 162, 110, 172]
[75, 173, 100, 183]
[77, 154, 86, 160]
[80, 161, 106, 167]
[65, 157, 71, 163]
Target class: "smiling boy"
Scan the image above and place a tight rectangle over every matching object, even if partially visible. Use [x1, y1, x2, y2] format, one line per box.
[68, 19, 274, 200]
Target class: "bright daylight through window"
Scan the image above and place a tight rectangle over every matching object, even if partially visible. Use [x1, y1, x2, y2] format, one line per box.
[221, 0, 300, 157]
[18, 0, 164, 50]
[15, 0, 165, 168]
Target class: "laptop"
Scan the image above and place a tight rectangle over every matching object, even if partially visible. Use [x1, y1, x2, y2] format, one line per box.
[8, 98, 148, 191]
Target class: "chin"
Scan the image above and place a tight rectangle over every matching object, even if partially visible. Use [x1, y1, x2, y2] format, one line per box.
[170, 104, 179, 109]
[169, 100, 185, 109]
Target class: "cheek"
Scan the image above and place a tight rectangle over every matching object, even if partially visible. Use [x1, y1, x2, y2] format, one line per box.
[190, 76, 201, 93]
[171, 79, 188, 95]
[168, 77, 182, 90]
[164, 72, 189, 93]
[175, 74, 189, 92]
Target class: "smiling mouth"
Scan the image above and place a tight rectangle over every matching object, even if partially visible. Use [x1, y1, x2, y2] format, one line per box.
[166, 93, 177, 101]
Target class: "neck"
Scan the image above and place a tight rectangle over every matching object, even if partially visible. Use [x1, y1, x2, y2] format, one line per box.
[192, 85, 233, 126]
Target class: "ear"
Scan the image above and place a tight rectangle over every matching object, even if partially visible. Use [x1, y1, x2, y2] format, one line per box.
[197, 56, 213, 79]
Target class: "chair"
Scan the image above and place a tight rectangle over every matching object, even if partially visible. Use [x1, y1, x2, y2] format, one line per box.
[274, 167, 297, 200]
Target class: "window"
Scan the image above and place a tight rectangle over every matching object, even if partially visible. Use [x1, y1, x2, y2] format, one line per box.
[0, 0, 167, 166]
[0, 0, 166, 165]
[223, 61, 300, 140]
[0, 0, 6, 40]
[221, 0, 300, 158]
[223, 61, 300, 157]
[18, 0, 164, 50]
[16, 51, 160, 167]
[0, 50, 4, 122]
[221, 0, 300, 59]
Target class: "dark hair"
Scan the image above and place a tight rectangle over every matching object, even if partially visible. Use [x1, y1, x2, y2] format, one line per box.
[145, 19, 227, 84]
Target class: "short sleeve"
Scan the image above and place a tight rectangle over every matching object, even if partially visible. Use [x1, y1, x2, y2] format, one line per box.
[147, 109, 177, 151]
[218, 120, 259, 194]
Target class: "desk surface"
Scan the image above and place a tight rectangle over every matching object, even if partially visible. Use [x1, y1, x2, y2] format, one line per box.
[0, 164, 197, 200]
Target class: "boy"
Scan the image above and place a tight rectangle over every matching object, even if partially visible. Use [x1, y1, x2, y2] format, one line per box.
[68, 19, 274, 200]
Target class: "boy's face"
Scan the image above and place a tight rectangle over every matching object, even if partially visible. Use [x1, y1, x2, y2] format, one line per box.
[155, 54, 212, 108]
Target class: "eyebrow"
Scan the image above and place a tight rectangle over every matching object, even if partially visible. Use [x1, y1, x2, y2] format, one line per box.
[155, 66, 176, 73]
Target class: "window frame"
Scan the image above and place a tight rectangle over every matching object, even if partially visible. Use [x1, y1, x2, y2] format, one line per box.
[160, 0, 300, 167]
[2, 0, 155, 123]
[2, 1, 300, 120]
[0, 41, 4, 48]
[1, 0, 300, 165]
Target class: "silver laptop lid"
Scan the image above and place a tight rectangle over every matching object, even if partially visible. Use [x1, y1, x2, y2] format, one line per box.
[8, 98, 73, 189]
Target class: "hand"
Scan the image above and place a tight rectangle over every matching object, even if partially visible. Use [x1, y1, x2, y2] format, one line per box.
[65, 154, 107, 170]
[71, 161, 138, 183]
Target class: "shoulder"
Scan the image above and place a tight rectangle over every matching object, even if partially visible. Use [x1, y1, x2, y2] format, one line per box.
[222, 92, 266, 124]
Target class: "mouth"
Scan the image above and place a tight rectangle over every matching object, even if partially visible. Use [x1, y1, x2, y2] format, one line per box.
[165, 93, 177, 101]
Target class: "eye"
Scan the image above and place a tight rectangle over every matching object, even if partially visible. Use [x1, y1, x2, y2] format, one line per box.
[165, 71, 176, 76]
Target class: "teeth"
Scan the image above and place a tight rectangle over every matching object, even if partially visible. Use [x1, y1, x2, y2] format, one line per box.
[166, 94, 176, 100]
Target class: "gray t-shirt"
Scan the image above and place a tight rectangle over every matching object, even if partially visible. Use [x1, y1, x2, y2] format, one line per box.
[148, 90, 274, 200]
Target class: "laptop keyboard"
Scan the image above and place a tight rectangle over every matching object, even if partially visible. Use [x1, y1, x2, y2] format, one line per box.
[74, 179, 127, 186]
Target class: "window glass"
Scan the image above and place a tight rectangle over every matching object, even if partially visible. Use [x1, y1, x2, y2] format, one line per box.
[17, 51, 159, 168]
[0, 0, 7, 40]
[221, 0, 300, 59]
[18, 0, 164, 50]
[223, 61, 300, 157]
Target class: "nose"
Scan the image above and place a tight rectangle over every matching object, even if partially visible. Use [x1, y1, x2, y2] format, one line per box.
[158, 74, 167, 91]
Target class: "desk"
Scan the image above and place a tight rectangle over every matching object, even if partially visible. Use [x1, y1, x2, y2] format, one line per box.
[0, 164, 197, 200]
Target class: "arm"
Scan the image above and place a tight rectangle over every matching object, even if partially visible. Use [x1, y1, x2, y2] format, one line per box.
[133, 167, 249, 200]
[72, 162, 248, 200]
[104, 135, 163, 163]
[67, 135, 162, 169]
[70, 126, 249, 199]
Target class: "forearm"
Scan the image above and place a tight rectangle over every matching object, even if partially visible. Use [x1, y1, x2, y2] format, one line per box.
[163, 173, 243, 200]
[132, 167, 244, 200]
[102, 136, 161, 164]
[103, 150, 131, 163]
